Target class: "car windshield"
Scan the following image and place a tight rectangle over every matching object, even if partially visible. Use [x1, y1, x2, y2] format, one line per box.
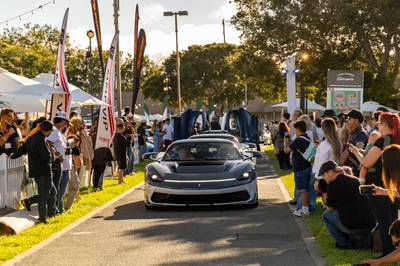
[163, 142, 242, 161]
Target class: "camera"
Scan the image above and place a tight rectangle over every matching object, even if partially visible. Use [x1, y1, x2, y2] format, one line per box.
[359, 185, 374, 195]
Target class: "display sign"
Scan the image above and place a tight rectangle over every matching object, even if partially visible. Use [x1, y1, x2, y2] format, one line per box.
[327, 70, 364, 113]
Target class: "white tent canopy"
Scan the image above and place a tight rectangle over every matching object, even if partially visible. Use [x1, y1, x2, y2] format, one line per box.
[33, 73, 103, 106]
[270, 98, 325, 112]
[0, 94, 46, 112]
[0, 68, 64, 96]
[361, 101, 398, 113]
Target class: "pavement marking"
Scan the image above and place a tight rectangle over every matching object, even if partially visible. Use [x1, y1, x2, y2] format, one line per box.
[3, 182, 144, 266]
[277, 178, 326, 266]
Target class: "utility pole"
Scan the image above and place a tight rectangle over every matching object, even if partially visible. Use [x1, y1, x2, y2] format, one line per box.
[113, 0, 122, 116]
[222, 19, 226, 43]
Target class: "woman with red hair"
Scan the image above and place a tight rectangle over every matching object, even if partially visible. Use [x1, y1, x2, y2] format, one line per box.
[350, 112, 400, 255]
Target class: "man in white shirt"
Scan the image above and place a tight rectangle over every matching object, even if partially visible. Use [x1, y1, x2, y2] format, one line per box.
[162, 118, 173, 151]
[47, 111, 71, 213]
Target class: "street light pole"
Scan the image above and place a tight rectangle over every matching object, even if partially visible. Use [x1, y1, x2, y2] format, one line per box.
[86, 29, 94, 123]
[164, 10, 188, 114]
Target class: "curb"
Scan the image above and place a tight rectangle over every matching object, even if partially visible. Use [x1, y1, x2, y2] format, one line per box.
[3, 181, 144, 266]
[276, 178, 326, 266]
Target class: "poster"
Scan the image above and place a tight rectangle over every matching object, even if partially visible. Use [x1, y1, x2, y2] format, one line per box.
[327, 70, 364, 113]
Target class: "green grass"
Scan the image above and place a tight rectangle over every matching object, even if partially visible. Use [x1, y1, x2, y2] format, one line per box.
[0, 163, 146, 264]
[264, 145, 377, 266]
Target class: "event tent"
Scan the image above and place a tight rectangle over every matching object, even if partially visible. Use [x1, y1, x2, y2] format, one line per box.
[0, 94, 46, 112]
[361, 101, 398, 113]
[270, 99, 325, 112]
[0, 68, 64, 96]
[33, 73, 103, 106]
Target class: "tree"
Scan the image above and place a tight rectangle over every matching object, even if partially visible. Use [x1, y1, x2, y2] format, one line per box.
[231, 0, 400, 104]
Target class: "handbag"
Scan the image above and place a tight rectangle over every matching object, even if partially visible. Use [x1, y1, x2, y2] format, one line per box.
[297, 136, 316, 162]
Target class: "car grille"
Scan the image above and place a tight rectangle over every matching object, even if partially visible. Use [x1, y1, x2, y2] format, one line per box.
[151, 191, 250, 205]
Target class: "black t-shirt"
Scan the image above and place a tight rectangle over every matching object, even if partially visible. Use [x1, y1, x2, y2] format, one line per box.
[345, 126, 369, 168]
[326, 174, 376, 229]
[366, 135, 393, 186]
[289, 134, 311, 171]
[137, 126, 146, 146]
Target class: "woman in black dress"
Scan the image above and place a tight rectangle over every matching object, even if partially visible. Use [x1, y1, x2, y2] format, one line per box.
[113, 120, 131, 184]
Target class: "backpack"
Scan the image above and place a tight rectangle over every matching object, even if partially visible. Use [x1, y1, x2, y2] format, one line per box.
[297, 136, 317, 162]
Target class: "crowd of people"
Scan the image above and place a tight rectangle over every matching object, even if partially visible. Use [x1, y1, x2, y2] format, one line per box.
[271, 107, 400, 265]
[0, 106, 175, 225]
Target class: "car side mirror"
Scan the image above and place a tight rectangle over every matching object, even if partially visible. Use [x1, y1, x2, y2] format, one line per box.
[244, 151, 263, 159]
[142, 152, 160, 161]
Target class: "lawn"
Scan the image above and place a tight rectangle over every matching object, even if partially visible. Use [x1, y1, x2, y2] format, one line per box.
[0, 163, 146, 264]
[264, 145, 377, 266]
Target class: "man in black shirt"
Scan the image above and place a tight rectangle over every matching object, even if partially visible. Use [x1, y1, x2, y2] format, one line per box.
[137, 121, 147, 162]
[343, 109, 368, 175]
[319, 161, 376, 249]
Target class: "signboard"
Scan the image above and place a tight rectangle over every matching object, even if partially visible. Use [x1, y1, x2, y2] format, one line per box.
[327, 70, 364, 113]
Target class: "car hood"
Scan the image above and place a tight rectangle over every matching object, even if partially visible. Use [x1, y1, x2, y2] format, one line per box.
[148, 160, 253, 180]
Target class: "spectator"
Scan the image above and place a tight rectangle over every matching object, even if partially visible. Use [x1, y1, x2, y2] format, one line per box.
[137, 121, 147, 162]
[342, 109, 368, 176]
[46, 112, 71, 214]
[162, 118, 173, 151]
[89, 117, 98, 148]
[319, 160, 376, 249]
[24, 120, 56, 223]
[125, 114, 136, 174]
[210, 116, 221, 130]
[315, 117, 324, 141]
[0, 108, 19, 154]
[113, 119, 130, 184]
[363, 219, 400, 266]
[69, 111, 78, 120]
[282, 112, 291, 124]
[313, 118, 341, 205]
[151, 120, 162, 153]
[272, 122, 291, 170]
[284, 120, 312, 217]
[64, 116, 83, 210]
[350, 113, 400, 255]
[16, 119, 27, 139]
[289, 109, 303, 139]
[371, 111, 382, 132]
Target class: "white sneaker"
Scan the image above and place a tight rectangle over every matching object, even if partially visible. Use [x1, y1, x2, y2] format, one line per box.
[293, 209, 309, 217]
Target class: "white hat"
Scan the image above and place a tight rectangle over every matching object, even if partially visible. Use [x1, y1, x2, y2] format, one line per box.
[55, 111, 70, 122]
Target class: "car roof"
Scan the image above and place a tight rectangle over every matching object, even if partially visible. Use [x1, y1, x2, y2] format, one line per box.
[190, 133, 236, 139]
[173, 138, 235, 145]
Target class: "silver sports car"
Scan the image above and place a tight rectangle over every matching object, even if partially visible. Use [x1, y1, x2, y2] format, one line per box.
[143, 139, 261, 207]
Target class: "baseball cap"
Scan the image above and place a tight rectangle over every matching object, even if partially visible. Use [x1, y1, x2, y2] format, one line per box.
[347, 109, 364, 123]
[318, 160, 338, 177]
[55, 111, 70, 122]
[322, 109, 336, 118]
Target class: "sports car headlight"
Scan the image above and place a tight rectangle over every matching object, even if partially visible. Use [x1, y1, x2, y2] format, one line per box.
[238, 171, 252, 180]
[147, 172, 163, 182]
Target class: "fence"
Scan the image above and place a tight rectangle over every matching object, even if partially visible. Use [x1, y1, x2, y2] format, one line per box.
[0, 155, 25, 209]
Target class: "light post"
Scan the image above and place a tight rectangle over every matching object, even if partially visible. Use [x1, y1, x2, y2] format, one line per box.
[163, 10, 188, 114]
[86, 29, 95, 123]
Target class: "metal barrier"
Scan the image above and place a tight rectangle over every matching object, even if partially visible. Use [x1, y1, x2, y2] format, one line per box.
[0, 155, 25, 209]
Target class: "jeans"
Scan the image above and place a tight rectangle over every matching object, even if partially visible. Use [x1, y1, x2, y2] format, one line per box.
[294, 167, 315, 210]
[57, 170, 70, 213]
[52, 160, 62, 213]
[32, 176, 57, 222]
[323, 209, 351, 246]
[127, 146, 135, 174]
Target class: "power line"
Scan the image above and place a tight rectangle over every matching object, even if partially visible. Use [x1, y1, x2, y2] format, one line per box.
[0, 0, 56, 26]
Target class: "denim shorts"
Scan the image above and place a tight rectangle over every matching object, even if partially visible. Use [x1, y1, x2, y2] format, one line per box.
[294, 167, 311, 192]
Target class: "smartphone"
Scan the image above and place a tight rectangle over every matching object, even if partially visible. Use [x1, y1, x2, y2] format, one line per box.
[359, 185, 374, 195]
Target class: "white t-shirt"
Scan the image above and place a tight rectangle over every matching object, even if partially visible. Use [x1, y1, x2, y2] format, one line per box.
[312, 139, 335, 179]
[162, 124, 173, 141]
[46, 127, 71, 170]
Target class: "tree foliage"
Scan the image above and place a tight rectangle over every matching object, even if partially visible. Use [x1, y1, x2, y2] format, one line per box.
[231, 0, 400, 104]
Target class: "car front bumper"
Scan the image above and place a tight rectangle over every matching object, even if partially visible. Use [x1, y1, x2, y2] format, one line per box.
[144, 179, 258, 207]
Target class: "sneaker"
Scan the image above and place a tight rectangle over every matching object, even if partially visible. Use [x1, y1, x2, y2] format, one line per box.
[293, 209, 310, 217]
[21, 199, 31, 211]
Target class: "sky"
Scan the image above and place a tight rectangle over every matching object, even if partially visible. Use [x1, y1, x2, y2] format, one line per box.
[0, 0, 241, 61]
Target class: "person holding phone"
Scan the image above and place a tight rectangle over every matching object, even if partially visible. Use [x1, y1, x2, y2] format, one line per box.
[349, 112, 400, 256]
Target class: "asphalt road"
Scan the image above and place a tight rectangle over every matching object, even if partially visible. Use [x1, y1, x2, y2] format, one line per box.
[16, 159, 315, 266]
